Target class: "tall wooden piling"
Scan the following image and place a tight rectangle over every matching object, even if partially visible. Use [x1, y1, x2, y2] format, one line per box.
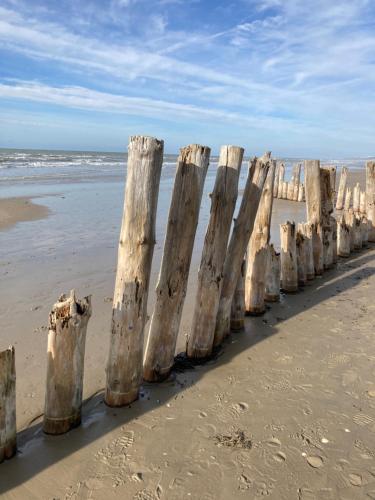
[213, 153, 271, 347]
[345, 209, 355, 252]
[336, 166, 348, 210]
[360, 191, 366, 214]
[264, 244, 280, 302]
[337, 215, 350, 257]
[344, 187, 352, 210]
[366, 161, 375, 241]
[282, 181, 288, 200]
[277, 163, 285, 198]
[298, 183, 305, 202]
[305, 160, 323, 275]
[245, 160, 276, 315]
[230, 259, 246, 331]
[143, 145, 210, 381]
[353, 183, 360, 213]
[0, 347, 16, 463]
[280, 221, 298, 292]
[353, 215, 362, 250]
[287, 169, 295, 200]
[273, 163, 279, 198]
[44, 291, 91, 434]
[300, 222, 315, 280]
[292, 163, 301, 201]
[361, 216, 369, 246]
[187, 145, 243, 359]
[320, 168, 334, 270]
[105, 136, 164, 406]
[296, 230, 307, 286]
[331, 215, 338, 264]
[323, 166, 336, 200]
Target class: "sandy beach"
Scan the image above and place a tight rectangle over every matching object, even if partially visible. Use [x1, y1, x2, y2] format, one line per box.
[0, 156, 374, 498]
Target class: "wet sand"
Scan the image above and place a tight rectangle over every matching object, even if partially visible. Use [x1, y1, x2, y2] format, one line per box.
[0, 165, 373, 498]
[0, 196, 50, 231]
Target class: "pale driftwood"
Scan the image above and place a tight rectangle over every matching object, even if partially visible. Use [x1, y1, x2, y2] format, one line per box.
[292, 163, 301, 201]
[44, 291, 91, 434]
[336, 166, 348, 210]
[0, 346, 16, 463]
[345, 209, 355, 252]
[337, 215, 350, 257]
[298, 183, 304, 202]
[305, 160, 323, 275]
[353, 214, 362, 250]
[287, 171, 295, 200]
[230, 259, 246, 331]
[277, 163, 285, 198]
[105, 136, 164, 406]
[366, 161, 375, 241]
[245, 160, 276, 315]
[320, 168, 334, 270]
[344, 187, 352, 210]
[282, 181, 288, 200]
[187, 145, 243, 359]
[323, 166, 337, 200]
[273, 163, 279, 198]
[265, 244, 280, 302]
[353, 182, 360, 213]
[331, 215, 338, 264]
[299, 222, 315, 280]
[361, 216, 369, 246]
[213, 153, 271, 347]
[360, 191, 366, 214]
[143, 145, 210, 381]
[280, 221, 298, 293]
[296, 230, 307, 286]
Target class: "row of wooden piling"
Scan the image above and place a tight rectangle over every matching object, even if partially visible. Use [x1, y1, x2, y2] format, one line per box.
[1, 138, 375, 463]
[273, 162, 305, 202]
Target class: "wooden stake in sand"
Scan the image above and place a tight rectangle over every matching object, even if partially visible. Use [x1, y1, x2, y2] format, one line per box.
[0, 346, 16, 463]
[264, 244, 280, 302]
[298, 183, 305, 202]
[282, 181, 288, 200]
[360, 191, 366, 215]
[323, 166, 337, 200]
[277, 163, 285, 198]
[331, 215, 338, 264]
[305, 160, 323, 275]
[353, 183, 360, 213]
[273, 163, 279, 198]
[292, 163, 301, 201]
[300, 222, 315, 280]
[280, 221, 298, 293]
[43, 291, 91, 434]
[366, 161, 375, 241]
[230, 259, 246, 331]
[245, 160, 276, 315]
[213, 153, 271, 347]
[345, 208, 355, 252]
[353, 214, 362, 250]
[287, 171, 295, 200]
[296, 230, 307, 286]
[344, 187, 352, 211]
[105, 136, 164, 407]
[337, 215, 350, 257]
[320, 168, 334, 270]
[336, 166, 348, 210]
[361, 216, 369, 247]
[187, 145, 243, 359]
[144, 144, 210, 381]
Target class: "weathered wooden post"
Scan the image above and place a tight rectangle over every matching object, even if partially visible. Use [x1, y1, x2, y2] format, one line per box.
[320, 167, 334, 269]
[213, 153, 271, 347]
[282, 181, 288, 200]
[353, 214, 362, 250]
[230, 259, 246, 331]
[360, 191, 366, 214]
[300, 222, 315, 280]
[280, 221, 298, 292]
[0, 347, 16, 463]
[337, 215, 351, 257]
[245, 160, 276, 315]
[323, 166, 337, 200]
[144, 144, 210, 381]
[345, 208, 355, 252]
[264, 244, 280, 302]
[105, 136, 164, 406]
[305, 160, 323, 275]
[296, 230, 307, 286]
[353, 183, 360, 213]
[287, 169, 295, 200]
[293, 163, 301, 201]
[361, 216, 369, 246]
[273, 163, 279, 198]
[336, 166, 348, 210]
[344, 187, 352, 210]
[44, 291, 91, 434]
[187, 145, 243, 359]
[277, 162, 285, 198]
[331, 215, 338, 264]
[298, 183, 304, 202]
[366, 161, 375, 241]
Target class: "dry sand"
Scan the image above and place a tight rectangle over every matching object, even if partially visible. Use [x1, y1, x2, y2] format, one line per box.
[1, 167, 374, 498]
[0, 196, 50, 231]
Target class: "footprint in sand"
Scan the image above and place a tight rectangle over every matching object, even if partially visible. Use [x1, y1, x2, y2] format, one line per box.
[348, 473, 362, 486]
[133, 489, 158, 500]
[273, 451, 286, 463]
[218, 402, 249, 422]
[306, 456, 324, 468]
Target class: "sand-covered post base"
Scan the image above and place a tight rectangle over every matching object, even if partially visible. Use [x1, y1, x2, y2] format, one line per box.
[299, 222, 315, 280]
[280, 221, 298, 293]
[0, 346, 16, 463]
[264, 244, 280, 301]
[296, 229, 307, 286]
[230, 259, 246, 331]
[43, 291, 91, 435]
[337, 215, 350, 257]
[353, 215, 363, 251]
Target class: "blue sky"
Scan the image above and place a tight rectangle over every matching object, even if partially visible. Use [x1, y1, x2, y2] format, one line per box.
[0, 0, 374, 155]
